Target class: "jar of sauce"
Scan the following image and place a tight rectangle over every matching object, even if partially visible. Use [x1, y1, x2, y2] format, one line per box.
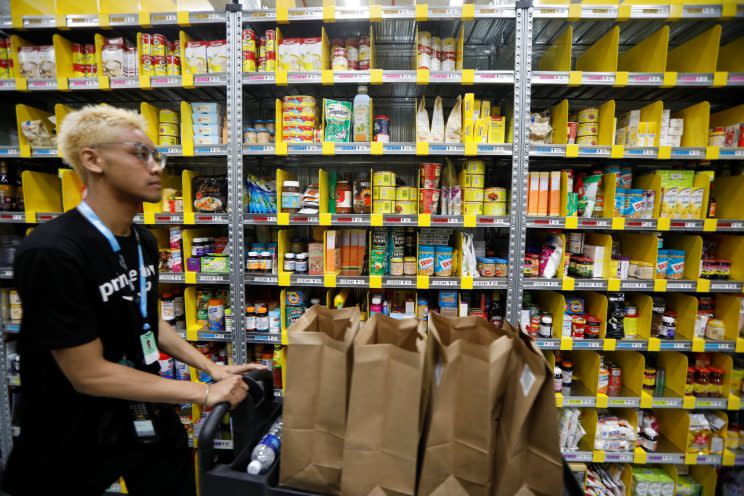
[295, 253, 308, 274]
[247, 251, 260, 272]
[281, 180, 301, 213]
[283, 253, 296, 272]
[709, 367, 724, 398]
[244, 306, 256, 331]
[685, 367, 696, 396]
[260, 251, 273, 273]
[336, 180, 352, 214]
[694, 367, 710, 397]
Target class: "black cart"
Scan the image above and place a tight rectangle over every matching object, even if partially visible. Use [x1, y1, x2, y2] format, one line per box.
[197, 369, 583, 496]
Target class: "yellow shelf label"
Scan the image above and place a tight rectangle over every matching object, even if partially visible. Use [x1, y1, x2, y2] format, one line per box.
[592, 450, 606, 463]
[186, 328, 198, 341]
[138, 11, 151, 26]
[415, 3, 428, 20]
[684, 453, 697, 465]
[25, 211, 36, 224]
[418, 213, 431, 227]
[56, 77, 68, 91]
[648, 338, 661, 352]
[276, 142, 288, 156]
[658, 146, 672, 160]
[144, 212, 156, 225]
[662, 72, 677, 87]
[696, 278, 711, 293]
[278, 272, 291, 286]
[370, 213, 383, 226]
[611, 217, 625, 230]
[724, 450, 737, 466]
[98, 76, 110, 90]
[323, 2, 335, 22]
[703, 218, 717, 232]
[617, 4, 631, 19]
[705, 145, 720, 160]
[463, 214, 476, 228]
[728, 394, 741, 411]
[319, 213, 332, 226]
[607, 278, 621, 292]
[634, 448, 647, 465]
[416, 69, 430, 85]
[176, 10, 190, 25]
[610, 145, 624, 158]
[464, 142, 477, 156]
[640, 391, 653, 409]
[561, 277, 575, 291]
[182, 73, 194, 88]
[277, 6, 289, 23]
[603, 338, 617, 351]
[275, 69, 288, 86]
[564, 216, 578, 229]
[184, 212, 196, 224]
[370, 68, 383, 85]
[560, 337, 573, 350]
[322, 141, 335, 155]
[568, 3, 582, 19]
[185, 271, 197, 284]
[713, 71, 727, 87]
[277, 212, 289, 225]
[324, 273, 337, 287]
[596, 393, 608, 408]
[736, 337, 744, 353]
[369, 275, 382, 288]
[461, 3, 474, 20]
[555, 392, 563, 408]
[370, 141, 383, 155]
[657, 217, 671, 231]
[461, 69, 475, 85]
[669, 3, 682, 18]
[683, 395, 696, 410]
[653, 279, 667, 292]
[460, 275, 473, 290]
[139, 74, 151, 89]
[369, 4, 382, 20]
[614, 71, 628, 87]
[416, 141, 429, 156]
[15, 78, 27, 91]
[565, 144, 579, 158]
[417, 275, 430, 289]
[722, 1, 736, 17]
[321, 70, 334, 85]
[692, 337, 706, 352]
[568, 71, 582, 86]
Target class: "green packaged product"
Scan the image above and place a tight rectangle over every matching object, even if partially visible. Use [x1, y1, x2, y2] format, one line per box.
[369, 248, 387, 275]
[674, 475, 701, 496]
[566, 192, 578, 216]
[323, 99, 352, 142]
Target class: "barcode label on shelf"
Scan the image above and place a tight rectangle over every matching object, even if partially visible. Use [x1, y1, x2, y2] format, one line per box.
[652, 398, 683, 408]
[337, 277, 368, 286]
[248, 333, 281, 343]
[582, 72, 614, 84]
[478, 144, 510, 154]
[384, 144, 415, 153]
[251, 276, 278, 284]
[289, 215, 318, 224]
[32, 148, 57, 156]
[578, 147, 610, 156]
[429, 7, 460, 16]
[473, 279, 504, 288]
[384, 216, 414, 224]
[335, 144, 370, 153]
[151, 76, 181, 86]
[604, 453, 633, 462]
[672, 148, 703, 158]
[334, 215, 367, 224]
[109, 14, 138, 25]
[696, 399, 727, 409]
[158, 146, 182, 155]
[0, 147, 19, 156]
[189, 11, 225, 22]
[432, 216, 461, 224]
[194, 74, 226, 85]
[0, 80, 15, 90]
[530, 280, 558, 287]
[622, 282, 651, 289]
[628, 73, 663, 84]
[288, 144, 321, 153]
[676, 73, 713, 85]
[195, 146, 225, 154]
[69, 78, 99, 89]
[245, 145, 274, 153]
[23, 15, 56, 27]
[579, 219, 610, 228]
[728, 74, 744, 85]
[384, 277, 416, 287]
[27, 79, 56, 90]
[647, 453, 682, 463]
[712, 282, 741, 291]
[696, 454, 722, 465]
[244, 73, 275, 83]
[616, 341, 646, 350]
[200, 275, 227, 282]
[429, 72, 460, 82]
[573, 340, 603, 349]
[295, 276, 323, 285]
[474, 72, 513, 83]
[159, 274, 183, 282]
[705, 341, 734, 351]
[0, 213, 23, 221]
[334, 71, 371, 82]
[150, 13, 177, 23]
[608, 398, 638, 407]
[430, 279, 460, 287]
[564, 397, 595, 406]
[429, 144, 461, 153]
[66, 14, 98, 26]
[578, 281, 607, 289]
[661, 341, 691, 350]
[288, 72, 321, 83]
[110, 77, 139, 88]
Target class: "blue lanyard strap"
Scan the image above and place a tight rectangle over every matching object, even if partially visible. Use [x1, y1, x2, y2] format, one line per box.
[77, 201, 151, 332]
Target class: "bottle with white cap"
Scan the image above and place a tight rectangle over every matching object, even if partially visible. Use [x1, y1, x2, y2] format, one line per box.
[246, 417, 283, 475]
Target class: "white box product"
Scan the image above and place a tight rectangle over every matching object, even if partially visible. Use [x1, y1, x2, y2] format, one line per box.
[192, 113, 220, 125]
[192, 125, 221, 137]
[193, 135, 221, 145]
[582, 244, 605, 278]
[192, 102, 222, 114]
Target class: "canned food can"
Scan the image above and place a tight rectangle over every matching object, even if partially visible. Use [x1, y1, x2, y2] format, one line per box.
[442, 37, 456, 53]
[417, 51, 431, 70]
[372, 200, 395, 214]
[159, 109, 179, 125]
[463, 201, 484, 215]
[483, 202, 506, 216]
[159, 135, 179, 146]
[258, 56, 266, 72]
[395, 201, 417, 214]
[577, 122, 598, 137]
[374, 115, 390, 142]
[242, 50, 257, 72]
[87, 64, 97, 76]
[345, 38, 358, 70]
[151, 34, 166, 56]
[463, 160, 485, 175]
[332, 46, 348, 70]
[141, 33, 152, 56]
[395, 186, 417, 201]
[419, 162, 442, 189]
[373, 186, 396, 201]
[159, 122, 180, 137]
[464, 173, 485, 189]
[170, 41, 181, 57]
[372, 171, 396, 187]
[358, 36, 370, 70]
[464, 187, 484, 203]
[72, 63, 86, 78]
[242, 28, 256, 53]
[441, 53, 456, 72]
[567, 122, 578, 144]
[265, 30, 276, 52]
[141, 55, 154, 76]
[576, 135, 598, 145]
[418, 31, 431, 53]
[578, 107, 599, 123]
[265, 51, 276, 71]
[166, 55, 181, 75]
[431, 37, 442, 62]
[153, 55, 167, 76]
[484, 187, 507, 203]
[72, 43, 84, 64]
[429, 54, 441, 71]
[419, 188, 440, 214]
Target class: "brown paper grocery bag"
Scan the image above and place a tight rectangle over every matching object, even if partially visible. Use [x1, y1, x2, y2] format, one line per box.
[418, 314, 562, 496]
[279, 305, 360, 495]
[341, 314, 430, 496]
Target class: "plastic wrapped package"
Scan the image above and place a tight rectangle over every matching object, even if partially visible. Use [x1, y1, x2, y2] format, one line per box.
[585, 464, 625, 496]
[687, 413, 711, 454]
[594, 412, 635, 452]
[416, 97, 430, 142]
[444, 95, 462, 143]
[430, 96, 445, 143]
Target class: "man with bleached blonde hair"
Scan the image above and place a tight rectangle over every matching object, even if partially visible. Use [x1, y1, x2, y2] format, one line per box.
[2, 105, 260, 495]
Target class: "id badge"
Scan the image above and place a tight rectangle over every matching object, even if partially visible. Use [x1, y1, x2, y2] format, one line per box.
[140, 330, 159, 365]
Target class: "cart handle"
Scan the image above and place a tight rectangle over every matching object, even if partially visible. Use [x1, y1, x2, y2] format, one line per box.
[198, 369, 274, 475]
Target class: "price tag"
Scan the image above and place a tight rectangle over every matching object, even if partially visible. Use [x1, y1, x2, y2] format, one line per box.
[151, 76, 181, 87]
[108, 14, 138, 25]
[194, 75, 226, 85]
[335, 144, 369, 153]
[618, 341, 646, 350]
[579, 281, 607, 289]
[628, 73, 663, 84]
[431, 216, 461, 225]
[647, 453, 680, 463]
[573, 340, 603, 349]
[431, 279, 460, 287]
[604, 453, 633, 462]
[295, 276, 323, 285]
[0, 213, 23, 221]
[334, 215, 366, 224]
[337, 277, 368, 286]
[189, 11, 225, 22]
[530, 280, 558, 288]
[385, 216, 414, 224]
[151, 13, 177, 23]
[697, 454, 722, 465]
[244, 73, 275, 83]
[652, 398, 683, 408]
[384, 277, 416, 287]
[32, 148, 58, 156]
[622, 282, 649, 290]
[244, 145, 274, 154]
[0, 79, 15, 91]
[66, 14, 99, 26]
[200, 275, 226, 282]
[110, 77, 139, 89]
[582, 73, 615, 84]
[473, 279, 502, 288]
[429, 71, 459, 82]
[579, 147, 610, 156]
[564, 397, 595, 407]
[677, 73, 712, 85]
[27, 79, 56, 90]
[608, 398, 638, 407]
[705, 341, 734, 351]
[696, 399, 727, 409]
[69, 78, 99, 89]
[252, 276, 277, 284]
[429, 144, 461, 153]
[22, 15, 56, 27]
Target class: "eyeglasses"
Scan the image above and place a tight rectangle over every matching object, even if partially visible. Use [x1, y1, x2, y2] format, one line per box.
[92, 141, 167, 171]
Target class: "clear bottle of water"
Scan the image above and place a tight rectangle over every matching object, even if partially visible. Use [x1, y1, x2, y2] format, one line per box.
[246, 417, 283, 475]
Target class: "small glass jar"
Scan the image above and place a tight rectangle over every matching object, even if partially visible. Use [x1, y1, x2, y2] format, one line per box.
[260, 251, 273, 273]
[255, 120, 267, 133]
[643, 367, 657, 390]
[295, 253, 308, 274]
[247, 251, 260, 272]
[283, 252, 296, 272]
[244, 127, 257, 144]
[709, 367, 724, 398]
[390, 257, 404, 276]
[695, 367, 710, 397]
[659, 314, 676, 339]
[403, 256, 417, 276]
[705, 318, 726, 341]
[538, 313, 552, 338]
[257, 130, 271, 145]
[244, 306, 256, 331]
[266, 120, 275, 134]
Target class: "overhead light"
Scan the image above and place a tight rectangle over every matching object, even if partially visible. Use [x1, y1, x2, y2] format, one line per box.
[449, 0, 464, 5]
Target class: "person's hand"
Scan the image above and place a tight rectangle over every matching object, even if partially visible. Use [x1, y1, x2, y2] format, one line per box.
[205, 375, 248, 409]
[209, 362, 267, 382]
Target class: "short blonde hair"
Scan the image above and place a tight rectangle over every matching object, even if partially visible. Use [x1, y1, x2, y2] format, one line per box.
[57, 104, 147, 183]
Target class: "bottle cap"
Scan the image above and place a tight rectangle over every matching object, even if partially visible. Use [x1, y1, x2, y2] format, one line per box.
[247, 460, 262, 475]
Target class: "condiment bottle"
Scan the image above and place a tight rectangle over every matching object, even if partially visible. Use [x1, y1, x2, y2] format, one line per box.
[245, 306, 256, 331]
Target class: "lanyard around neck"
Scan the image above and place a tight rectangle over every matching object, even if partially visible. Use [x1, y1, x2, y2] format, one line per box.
[77, 201, 151, 333]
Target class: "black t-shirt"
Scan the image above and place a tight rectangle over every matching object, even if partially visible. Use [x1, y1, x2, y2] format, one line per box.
[4, 209, 166, 479]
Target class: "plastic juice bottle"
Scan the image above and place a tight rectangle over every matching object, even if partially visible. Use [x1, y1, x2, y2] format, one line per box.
[353, 85, 371, 142]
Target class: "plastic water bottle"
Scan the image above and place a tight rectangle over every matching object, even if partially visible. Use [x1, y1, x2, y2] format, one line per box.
[246, 418, 283, 475]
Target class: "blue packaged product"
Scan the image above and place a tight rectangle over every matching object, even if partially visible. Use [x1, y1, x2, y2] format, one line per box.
[656, 249, 669, 278]
[614, 189, 626, 217]
[434, 246, 454, 276]
[418, 245, 435, 275]
[438, 291, 458, 317]
[666, 250, 685, 279]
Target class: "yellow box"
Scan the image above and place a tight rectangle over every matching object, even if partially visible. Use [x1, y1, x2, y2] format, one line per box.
[372, 200, 394, 213]
[464, 174, 485, 188]
[483, 202, 506, 216]
[484, 187, 507, 203]
[159, 109, 179, 125]
[463, 187, 484, 203]
[373, 186, 396, 201]
[395, 187, 417, 202]
[463, 202, 483, 215]
[463, 93, 475, 124]
[372, 171, 395, 187]
[488, 117, 506, 144]
[394, 201, 417, 214]
[475, 118, 488, 144]
[463, 160, 485, 175]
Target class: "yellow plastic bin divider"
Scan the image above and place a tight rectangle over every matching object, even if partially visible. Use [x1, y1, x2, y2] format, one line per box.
[654, 408, 689, 453]
[716, 235, 744, 281]
[640, 100, 664, 147]
[59, 169, 83, 211]
[657, 351, 688, 397]
[22, 171, 62, 223]
[182, 227, 210, 283]
[676, 101, 710, 148]
[456, 25, 464, 71]
[183, 284, 201, 343]
[629, 293, 653, 340]
[15, 104, 53, 156]
[52, 34, 73, 90]
[718, 36, 744, 72]
[580, 408, 598, 452]
[583, 291, 608, 339]
[597, 100, 615, 147]
[634, 173, 662, 219]
[537, 26, 572, 71]
[280, 289, 287, 341]
[665, 293, 698, 340]
[57, 0, 98, 18]
[618, 26, 669, 73]
[143, 173, 181, 220]
[664, 234, 703, 281]
[617, 233, 658, 274]
[10, 0, 57, 27]
[712, 352, 734, 396]
[536, 291, 566, 339]
[277, 229, 293, 286]
[180, 101, 194, 156]
[667, 25, 721, 73]
[100, 0, 139, 16]
[576, 26, 619, 72]
[567, 349, 600, 395]
[550, 99, 569, 144]
[610, 350, 644, 397]
[140, 102, 160, 144]
[710, 104, 744, 129]
[712, 174, 744, 219]
[54, 103, 71, 134]
[690, 465, 717, 496]
[600, 172, 617, 218]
